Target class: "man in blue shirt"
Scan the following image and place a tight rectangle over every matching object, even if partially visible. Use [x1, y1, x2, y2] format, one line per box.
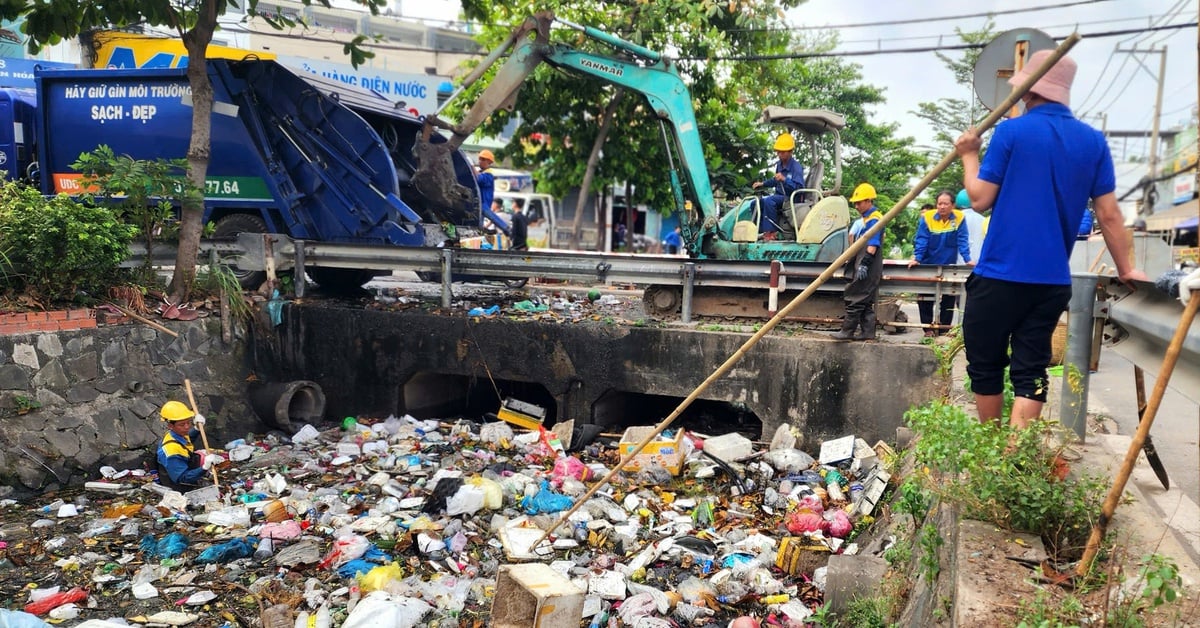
[955, 50, 1146, 427]
[752, 133, 805, 241]
[834, 183, 883, 340]
[908, 190, 973, 336]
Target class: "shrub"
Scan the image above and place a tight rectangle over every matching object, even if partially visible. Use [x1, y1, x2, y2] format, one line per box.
[0, 181, 137, 302]
[905, 400, 1106, 560]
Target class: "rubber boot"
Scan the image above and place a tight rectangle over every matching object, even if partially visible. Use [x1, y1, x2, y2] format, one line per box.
[832, 313, 859, 340]
[856, 309, 877, 341]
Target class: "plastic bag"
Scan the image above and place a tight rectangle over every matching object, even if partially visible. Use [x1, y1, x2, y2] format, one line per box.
[478, 421, 514, 445]
[358, 563, 405, 592]
[140, 532, 189, 560]
[260, 520, 303, 541]
[785, 509, 826, 534]
[827, 509, 853, 538]
[318, 534, 371, 570]
[341, 591, 431, 628]
[24, 587, 87, 616]
[195, 537, 256, 564]
[445, 485, 486, 516]
[466, 477, 503, 510]
[520, 480, 573, 515]
[0, 609, 51, 627]
[552, 456, 594, 482]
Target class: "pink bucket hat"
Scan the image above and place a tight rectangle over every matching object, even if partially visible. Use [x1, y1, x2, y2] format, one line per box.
[1008, 49, 1076, 106]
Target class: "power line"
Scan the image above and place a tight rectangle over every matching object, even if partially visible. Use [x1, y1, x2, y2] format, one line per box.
[681, 21, 1196, 62]
[750, 0, 1115, 32]
[837, 14, 1172, 47]
[1076, 0, 1187, 112]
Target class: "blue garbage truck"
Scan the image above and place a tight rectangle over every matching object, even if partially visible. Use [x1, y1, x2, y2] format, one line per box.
[0, 58, 493, 288]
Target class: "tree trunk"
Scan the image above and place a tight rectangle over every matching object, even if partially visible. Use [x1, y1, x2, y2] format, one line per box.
[569, 89, 624, 250]
[170, 1, 218, 302]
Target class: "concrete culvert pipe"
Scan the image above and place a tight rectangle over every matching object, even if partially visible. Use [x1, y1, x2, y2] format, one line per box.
[248, 380, 326, 433]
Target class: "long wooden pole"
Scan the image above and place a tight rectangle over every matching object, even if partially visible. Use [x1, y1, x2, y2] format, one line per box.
[185, 379, 220, 490]
[530, 34, 1083, 547]
[1077, 291, 1199, 574]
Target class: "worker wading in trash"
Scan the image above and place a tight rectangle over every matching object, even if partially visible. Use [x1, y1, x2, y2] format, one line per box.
[156, 400, 222, 490]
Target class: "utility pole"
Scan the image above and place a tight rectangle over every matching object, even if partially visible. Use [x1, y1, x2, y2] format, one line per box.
[1116, 46, 1167, 215]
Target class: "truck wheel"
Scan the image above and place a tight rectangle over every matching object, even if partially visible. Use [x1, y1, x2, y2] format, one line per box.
[213, 214, 269, 289]
[643, 285, 682, 318]
[309, 267, 379, 293]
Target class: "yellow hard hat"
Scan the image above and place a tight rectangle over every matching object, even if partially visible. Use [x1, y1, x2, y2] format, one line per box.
[773, 133, 795, 152]
[160, 400, 195, 422]
[478, 149, 495, 162]
[848, 183, 877, 203]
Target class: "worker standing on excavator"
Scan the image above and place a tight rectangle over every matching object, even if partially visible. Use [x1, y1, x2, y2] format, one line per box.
[752, 133, 804, 241]
[834, 183, 884, 340]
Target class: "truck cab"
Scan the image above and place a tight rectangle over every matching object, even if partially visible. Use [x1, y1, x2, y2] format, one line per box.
[493, 190, 557, 248]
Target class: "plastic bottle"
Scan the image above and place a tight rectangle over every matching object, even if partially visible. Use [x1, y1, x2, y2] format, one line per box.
[39, 500, 65, 514]
[760, 594, 790, 605]
[346, 585, 360, 614]
[255, 538, 275, 561]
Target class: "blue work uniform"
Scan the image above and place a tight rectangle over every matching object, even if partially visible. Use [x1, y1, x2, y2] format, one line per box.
[477, 167, 495, 217]
[761, 158, 805, 234]
[913, 209, 971, 265]
[157, 429, 204, 489]
[914, 209, 971, 333]
[845, 205, 883, 310]
[975, 103, 1115, 285]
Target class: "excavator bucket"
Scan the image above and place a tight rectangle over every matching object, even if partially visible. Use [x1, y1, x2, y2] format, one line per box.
[412, 137, 476, 211]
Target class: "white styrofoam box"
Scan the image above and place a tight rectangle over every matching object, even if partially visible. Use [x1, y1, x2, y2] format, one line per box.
[493, 563, 586, 628]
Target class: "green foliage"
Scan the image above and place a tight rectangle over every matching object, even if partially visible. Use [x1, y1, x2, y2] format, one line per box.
[1137, 554, 1182, 609]
[451, 3, 924, 226]
[894, 478, 931, 521]
[0, 181, 137, 302]
[806, 603, 834, 626]
[917, 522, 943, 581]
[905, 400, 1107, 559]
[13, 395, 41, 414]
[927, 325, 965, 377]
[1015, 589, 1084, 628]
[840, 596, 893, 628]
[197, 264, 253, 322]
[73, 146, 199, 284]
[882, 536, 912, 567]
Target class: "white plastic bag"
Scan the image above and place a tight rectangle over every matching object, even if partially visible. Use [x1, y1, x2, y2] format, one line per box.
[341, 591, 431, 628]
[445, 485, 485, 516]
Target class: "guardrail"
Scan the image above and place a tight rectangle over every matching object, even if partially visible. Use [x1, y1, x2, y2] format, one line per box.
[130, 234, 968, 318]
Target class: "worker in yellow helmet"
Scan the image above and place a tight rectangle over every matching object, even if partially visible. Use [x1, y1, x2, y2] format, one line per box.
[751, 133, 804, 241]
[156, 400, 220, 490]
[834, 183, 884, 340]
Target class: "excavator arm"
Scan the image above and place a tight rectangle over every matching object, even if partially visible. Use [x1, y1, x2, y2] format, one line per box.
[414, 11, 719, 252]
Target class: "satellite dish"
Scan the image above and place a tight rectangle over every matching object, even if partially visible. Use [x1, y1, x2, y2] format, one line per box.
[972, 28, 1057, 112]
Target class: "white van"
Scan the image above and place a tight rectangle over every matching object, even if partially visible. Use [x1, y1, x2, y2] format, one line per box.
[493, 191, 558, 249]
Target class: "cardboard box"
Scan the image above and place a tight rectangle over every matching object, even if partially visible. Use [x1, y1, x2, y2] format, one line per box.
[618, 427, 686, 475]
[492, 563, 585, 628]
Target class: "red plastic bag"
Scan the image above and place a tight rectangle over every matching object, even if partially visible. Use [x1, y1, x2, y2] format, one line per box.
[24, 587, 88, 615]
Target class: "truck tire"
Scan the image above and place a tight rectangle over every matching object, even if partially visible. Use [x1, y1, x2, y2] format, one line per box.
[213, 214, 269, 289]
[308, 267, 379, 293]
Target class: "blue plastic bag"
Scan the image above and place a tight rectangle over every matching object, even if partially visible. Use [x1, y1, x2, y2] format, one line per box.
[467, 305, 500, 317]
[338, 559, 376, 579]
[140, 532, 189, 560]
[196, 537, 256, 564]
[521, 480, 573, 515]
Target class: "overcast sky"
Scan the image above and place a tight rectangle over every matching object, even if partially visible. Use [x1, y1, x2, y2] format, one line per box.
[790, 0, 1198, 169]
[387, 0, 1196, 169]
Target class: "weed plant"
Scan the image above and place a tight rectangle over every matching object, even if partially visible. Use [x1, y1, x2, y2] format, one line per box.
[904, 400, 1106, 560]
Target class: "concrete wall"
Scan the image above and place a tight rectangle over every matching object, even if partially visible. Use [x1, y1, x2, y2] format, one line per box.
[270, 306, 944, 445]
[0, 320, 256, 495]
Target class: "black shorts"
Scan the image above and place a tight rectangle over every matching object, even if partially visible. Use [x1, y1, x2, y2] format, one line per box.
[962, 274, 1071, 402]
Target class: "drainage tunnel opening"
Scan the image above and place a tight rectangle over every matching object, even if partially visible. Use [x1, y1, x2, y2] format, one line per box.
[402, 372, 559, 425]
[593, 390, 763, 440]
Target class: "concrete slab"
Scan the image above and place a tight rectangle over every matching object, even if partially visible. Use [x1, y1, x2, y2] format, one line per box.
[952, 520, 1047, 627]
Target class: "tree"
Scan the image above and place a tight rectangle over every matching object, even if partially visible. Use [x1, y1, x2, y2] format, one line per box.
[911, 20, 997, 204]
[0, 0, 381, 301]
[448, 2, 925, 252]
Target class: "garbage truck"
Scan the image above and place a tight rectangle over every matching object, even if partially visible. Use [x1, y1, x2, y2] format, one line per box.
[0, 59, 498, 289]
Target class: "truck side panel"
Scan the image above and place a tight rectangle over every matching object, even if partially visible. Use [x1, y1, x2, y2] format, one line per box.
[33, 60, 482, 246]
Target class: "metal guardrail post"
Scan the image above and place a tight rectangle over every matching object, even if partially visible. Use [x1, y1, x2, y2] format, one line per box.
[681, 262, 696, 323]
[1060, 273, 1098, 440]
[441, 248, 454, 309]
[294, 240, 306, 298]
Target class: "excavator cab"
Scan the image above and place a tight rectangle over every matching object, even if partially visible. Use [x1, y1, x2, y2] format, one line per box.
[721, 107, 850, 262]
